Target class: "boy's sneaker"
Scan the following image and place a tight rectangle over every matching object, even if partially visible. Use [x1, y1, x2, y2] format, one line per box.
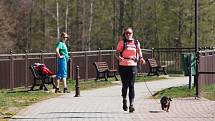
[63, 88, 70, 93]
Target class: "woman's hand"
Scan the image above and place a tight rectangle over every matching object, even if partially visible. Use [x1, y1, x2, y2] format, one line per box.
[59, 55, 64, 58]
[140, 58, 145, 65]
[118, 56, 125, 62]
[57, 54, 64, 58]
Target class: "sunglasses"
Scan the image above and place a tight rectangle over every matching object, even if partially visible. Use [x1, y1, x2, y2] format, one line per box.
[63, 37, 68, 38]
[125, 32, 132, 35]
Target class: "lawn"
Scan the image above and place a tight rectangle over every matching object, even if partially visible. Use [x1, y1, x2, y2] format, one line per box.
[0, 89, 58, 120]
[152, 84, 215, 101]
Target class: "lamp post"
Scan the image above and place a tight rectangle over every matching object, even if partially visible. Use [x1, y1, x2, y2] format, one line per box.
[195, 0, 199, 97]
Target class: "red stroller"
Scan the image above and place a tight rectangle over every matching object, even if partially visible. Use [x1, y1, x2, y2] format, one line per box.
[29, 63, 56, 91]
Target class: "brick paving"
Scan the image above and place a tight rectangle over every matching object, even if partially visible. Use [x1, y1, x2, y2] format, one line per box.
[10, 77, 215, 121]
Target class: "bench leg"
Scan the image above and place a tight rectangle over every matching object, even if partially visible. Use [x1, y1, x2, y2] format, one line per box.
[30, 83, 35, 91]
[105, 74, 108, 81]
[156, 72, 160, 76]
[51, 78, 57, 89]
[147, 72, 151, 76]
[114, 75, 118, 81]
[95, 78, 98, 81]
[95, 75, 99, 81]
[147, 69, 154, 76]
[41, 79, 48, 91]
[163, 67, 167, 75]
[43, 84, 48, 91]
[155, 70, 160, 76]
[114, 72, 118, 81]
[95, 73, 100, 81]
[104, 72, 108, 81]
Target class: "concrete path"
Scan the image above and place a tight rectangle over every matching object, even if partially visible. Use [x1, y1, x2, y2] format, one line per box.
[10, 77, 215, 121]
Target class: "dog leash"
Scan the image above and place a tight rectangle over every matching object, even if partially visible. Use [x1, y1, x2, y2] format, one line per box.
[143, 75, 160, 104]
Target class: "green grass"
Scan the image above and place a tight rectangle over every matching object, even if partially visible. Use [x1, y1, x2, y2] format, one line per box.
[0, 89, 58, 119]
[153, 86, 196, 98]
[0, 75, 165, 120]
[152, 84, 215, 101]
[136, 75, 167, 82]
[201, 84, 215, 101]
[67, 79, 117, 91]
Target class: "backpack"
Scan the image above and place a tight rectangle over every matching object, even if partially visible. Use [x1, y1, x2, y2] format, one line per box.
[120, 38, 139, 62]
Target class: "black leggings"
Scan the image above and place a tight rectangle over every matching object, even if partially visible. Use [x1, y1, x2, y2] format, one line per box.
[118, 66, 137, 101]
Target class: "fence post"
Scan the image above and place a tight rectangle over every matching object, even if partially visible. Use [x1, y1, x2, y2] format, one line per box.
[112, 47, 115, 70]
[69, 52, 73, 79]
[75, 66, 80, 97]
[25, 50, 29, 89]
[10, 50, 14, 90]
[195, 51, 200, 97]
[188, 54, 192, 89]
[55, 52, 58, 76]
[40, 50, 44, 63]
[98, 48, 101, 61]
[85, 51, 88, 81]
[151, 48, 154, 58]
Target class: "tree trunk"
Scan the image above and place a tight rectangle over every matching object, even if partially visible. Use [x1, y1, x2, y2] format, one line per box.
[76, 0, 82, 50]
[88, 1, 93, 51]
[112, 0, 117, 46]
[81, 0, 85, 50]
[56, 0, 59, 39]
[65, 0, 69, 33]
[119, 0, 126, 34]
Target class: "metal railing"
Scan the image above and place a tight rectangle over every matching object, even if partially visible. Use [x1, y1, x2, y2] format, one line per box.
[152, 48, 195, 73]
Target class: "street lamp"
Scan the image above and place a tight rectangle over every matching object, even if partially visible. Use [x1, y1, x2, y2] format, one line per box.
[195, 0, 199, 97]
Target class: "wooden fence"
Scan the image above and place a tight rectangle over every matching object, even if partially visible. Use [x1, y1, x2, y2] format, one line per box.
[1, 47, 214, 91]
[0, 49, 152, 90]
[198, 48, 215, 88]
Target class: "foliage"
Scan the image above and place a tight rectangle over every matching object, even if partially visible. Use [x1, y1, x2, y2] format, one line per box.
[0, 0, 215, 53]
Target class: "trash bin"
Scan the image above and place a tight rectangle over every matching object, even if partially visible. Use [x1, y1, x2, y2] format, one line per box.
[181, 53, 196, 76]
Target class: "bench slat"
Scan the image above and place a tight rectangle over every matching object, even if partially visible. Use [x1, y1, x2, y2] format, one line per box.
[93, 61, 118, 81]
[147, 58, 167, 76]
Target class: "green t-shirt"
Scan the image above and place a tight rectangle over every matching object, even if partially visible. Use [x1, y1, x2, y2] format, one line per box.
[56, 40, 69, 61]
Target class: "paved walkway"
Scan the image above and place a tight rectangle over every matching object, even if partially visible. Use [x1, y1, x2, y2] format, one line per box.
[10, 77, 215, 121]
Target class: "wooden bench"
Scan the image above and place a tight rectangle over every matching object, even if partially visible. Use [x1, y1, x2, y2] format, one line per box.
[29, 65, 56, 91]
[147, 58, 167, 76]
[93, 62, 118, 81]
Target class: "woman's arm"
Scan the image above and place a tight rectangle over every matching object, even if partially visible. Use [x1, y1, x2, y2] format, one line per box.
[137, 41, 145, 64]
[115, 51, 124, 61]
[56, 48, 64, 58]
[115, 39, 125, 61]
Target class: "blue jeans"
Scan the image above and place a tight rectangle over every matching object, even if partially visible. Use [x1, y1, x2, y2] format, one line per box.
[56, 58, 67, 79]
